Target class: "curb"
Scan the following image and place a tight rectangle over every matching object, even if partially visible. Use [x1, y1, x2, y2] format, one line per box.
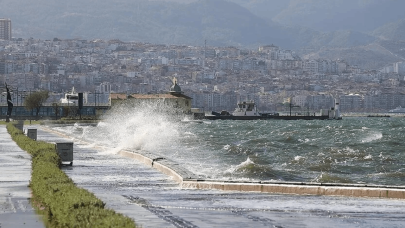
[118, 150, 405, 200]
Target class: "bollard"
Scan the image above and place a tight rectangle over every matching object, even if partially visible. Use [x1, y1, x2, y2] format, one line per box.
[55, 142, 74, 166]
[15, 120, 24, 131]
[27, 129, 37, 141]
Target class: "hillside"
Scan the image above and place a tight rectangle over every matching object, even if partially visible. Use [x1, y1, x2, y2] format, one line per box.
[0, 0, 289, 47]
[1, 0, 405, 69]
[302, 43, 403, 69]
[273, 0, 405, 32]
[372, 19, 405, 41]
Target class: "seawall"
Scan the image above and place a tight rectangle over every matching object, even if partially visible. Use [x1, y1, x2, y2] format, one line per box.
[118, 150, 405, 200]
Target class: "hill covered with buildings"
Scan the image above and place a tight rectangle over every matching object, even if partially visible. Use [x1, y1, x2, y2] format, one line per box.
[1, 38, 405, 114]
[1, 0, 405, 70]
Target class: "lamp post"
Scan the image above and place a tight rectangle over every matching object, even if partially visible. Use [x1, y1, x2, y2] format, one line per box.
[90, 90, 98, 117]
[12, 87, 19, 117]
[24, 90, 33, 122]
[16, 87, 18, 106]
[1, 94, 4, 117]
[94, 90, 97, 116]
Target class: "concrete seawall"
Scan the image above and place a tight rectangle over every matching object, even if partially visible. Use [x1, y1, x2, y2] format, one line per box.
[118, 150, 405, 200]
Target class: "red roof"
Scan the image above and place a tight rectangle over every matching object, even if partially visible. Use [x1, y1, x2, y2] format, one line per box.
[110, 93, 128, 100]
[110, 93, 192, 100]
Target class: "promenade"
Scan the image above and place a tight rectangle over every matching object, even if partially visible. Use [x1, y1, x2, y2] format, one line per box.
[2, 124, 405, 227]
[0, 126, 45, 228]
[38, 125, 405, 228]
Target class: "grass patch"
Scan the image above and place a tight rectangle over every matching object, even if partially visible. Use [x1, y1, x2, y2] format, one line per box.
[7, 123, 137, 228]
[0, 120, 41, 125]
[40, 119, 99, 125]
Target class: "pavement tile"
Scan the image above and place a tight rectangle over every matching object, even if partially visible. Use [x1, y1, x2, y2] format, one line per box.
[0, 125, 45, 228]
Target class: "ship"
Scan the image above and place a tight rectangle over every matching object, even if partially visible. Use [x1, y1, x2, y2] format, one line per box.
[204, 99, 342, 120]
[60, 87, 79, 104]
[388, 106, 405, 113]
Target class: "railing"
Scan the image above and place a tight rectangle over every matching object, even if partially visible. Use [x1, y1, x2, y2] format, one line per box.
[0, 105, 111, 120]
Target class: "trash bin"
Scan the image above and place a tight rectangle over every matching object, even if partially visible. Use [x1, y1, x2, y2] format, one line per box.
[27, 129, 37, 141]
[55, 142, 73, 166]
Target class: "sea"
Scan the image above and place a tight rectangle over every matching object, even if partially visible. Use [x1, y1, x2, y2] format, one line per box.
[49, 104, 405, 187]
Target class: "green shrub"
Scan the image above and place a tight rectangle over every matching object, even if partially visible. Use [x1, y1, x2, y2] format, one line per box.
[7, 123, 137, 228]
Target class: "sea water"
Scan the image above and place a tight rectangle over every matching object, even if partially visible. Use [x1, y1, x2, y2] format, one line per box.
[51, 104, 405, 186]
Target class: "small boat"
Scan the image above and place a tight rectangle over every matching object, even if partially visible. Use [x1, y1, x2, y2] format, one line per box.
[367, 114, 390, 118]
[388, 106, 405, 113]
[60, 87, 79, 104]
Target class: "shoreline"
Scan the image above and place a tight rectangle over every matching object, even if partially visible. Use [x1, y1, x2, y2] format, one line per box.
[40, 124, 405, 200]
[118, 149, 405, 200]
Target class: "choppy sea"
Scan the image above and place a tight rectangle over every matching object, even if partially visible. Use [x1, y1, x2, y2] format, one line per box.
[49, 104, 405, 186]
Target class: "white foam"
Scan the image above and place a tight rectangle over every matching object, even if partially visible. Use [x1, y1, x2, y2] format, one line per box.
[364, 154, 373, 160]
[361, 132, 383, 143]
[294, 156, 305, 161]
[225, 157, 254, 174]
[77, 143, 97, 149]
[81, 101, 184, 154]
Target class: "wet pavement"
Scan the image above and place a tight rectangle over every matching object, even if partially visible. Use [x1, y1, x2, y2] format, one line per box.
[0, 125, 45, 228]
[3, 124, 405, 227]
[36, 125, 405, 228]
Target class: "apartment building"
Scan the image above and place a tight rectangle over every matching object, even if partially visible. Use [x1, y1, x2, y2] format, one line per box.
[0, 18, 11, 40]
[340, 94, 363, 112]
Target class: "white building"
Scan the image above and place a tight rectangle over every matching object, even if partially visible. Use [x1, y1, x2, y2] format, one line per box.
[304, 60, 319, 74]
[394, 62, 405, 75]
[293, 95, 308, 108]
[340, 94, 363, 112]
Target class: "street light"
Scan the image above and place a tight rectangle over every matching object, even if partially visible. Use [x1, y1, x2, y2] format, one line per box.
[14, 87, 19, 107]
[23, 90, 34, 121]
[9, 86, 19, 117]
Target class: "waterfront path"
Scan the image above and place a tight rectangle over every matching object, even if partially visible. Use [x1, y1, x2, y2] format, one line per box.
[3, 124, 405, 227]
[0, 125, 45, 228]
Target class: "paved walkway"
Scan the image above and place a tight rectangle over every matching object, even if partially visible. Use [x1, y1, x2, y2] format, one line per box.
[0, 125, 45, 228]
[37, 125, 405, 228]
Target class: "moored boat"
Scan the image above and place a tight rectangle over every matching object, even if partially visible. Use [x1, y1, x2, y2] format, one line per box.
[60, 87, 79, 104]
[204, 100, 342, 120]
[388, 106, 405, 113]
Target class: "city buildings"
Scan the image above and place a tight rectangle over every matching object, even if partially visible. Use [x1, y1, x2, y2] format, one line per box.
[1, 38, 405, 114]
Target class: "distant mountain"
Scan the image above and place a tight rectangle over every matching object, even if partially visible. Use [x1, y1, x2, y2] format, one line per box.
[372, 19, 405, 41]
[1, 0, 405, 69]
[311, 30, 376, 48]
[0, 0, 291, 47]
[273, 0, 405, 32]
[227, 0, 290, 24]
[302, 43, 404, 70]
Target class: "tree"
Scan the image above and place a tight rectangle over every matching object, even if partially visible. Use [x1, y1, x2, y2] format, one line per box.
[24, 90, 50, 119]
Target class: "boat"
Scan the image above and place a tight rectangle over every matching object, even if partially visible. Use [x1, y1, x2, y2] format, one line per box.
[60, 87, 79, 104]
[204, 100, 342, 120]
[388, 106, 405, 113]
[367, 114, 390, 118]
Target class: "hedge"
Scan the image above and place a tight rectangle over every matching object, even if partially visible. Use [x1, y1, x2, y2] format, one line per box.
[6, 123, 137, 228]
